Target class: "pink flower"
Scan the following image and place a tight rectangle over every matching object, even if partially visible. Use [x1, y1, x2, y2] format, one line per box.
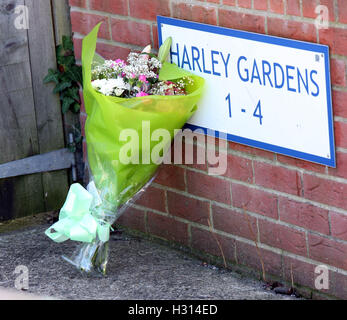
[138, 75, 148, 83]
[130, 73, 136, 79]
[115, 59, 125, 66]
[136, 91, 149, 97]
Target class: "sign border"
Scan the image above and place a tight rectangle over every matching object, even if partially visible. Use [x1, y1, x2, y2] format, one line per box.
[157, 16, 336, 167]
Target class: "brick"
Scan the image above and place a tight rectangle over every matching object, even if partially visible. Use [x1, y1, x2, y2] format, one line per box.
[152, 24, 159, 50]
[334, 121, 347, 149]
[338, 0, 347, 23]
[218, 9, 265, 34]
[228, 142, 275, 160]
[82, 139, 87, 162]
[330, 58, 346, 87]
[283, 256, 317, 289]
[311, 292, 334, 300]
[213, 204, 257, 240]
[276, 154, 326, 173]
[207, 0, 220, 3]
[129, 0, 170, 21]
[90, 0, 128, 15]
[79, 112, 87, 137]
[309, 234, 347, 269]
[330, 271, 347, 299]
[238, 0, 252, 8]
[232, 184, 278, 219]
[254, 0, 267, 10]
[223, 154, 253, 183]
[72, 37, 82, 60]
[172, 2, 217, 25]
[279, 198, 330, 234]
[235, 241, 282, 276]
[96, 43, 131, 61]
[182, 141, 208, 172]
[191, 227, 236, 262]
[303, 174, 347, 209]
[135, 185, 166, 212]
[222, 0, 236, 6]
[328, 152, 347, 179]
[147, 212, 188, 245]
[154, 164, 185, 191]
[79, 88, 85, 114]
[286, 0, 301, 16]
[267, 18, 317, 42]
[269, 0, 284, 14]
[302, 0, 318, 18]
[254, 161, 302, 196]
[70, 11, 110, 39]
[117, 207, 146, 232]
[187, 170, 231, 204]
[223, 0, 236, 5]
[330, 212, 347, 241]
[332, 90, 347, 118]
[319, 27, 347, 56]
[111, 19, 151, 47]
[69, 0, 86, 8]
[259, 219, 307, 255]
[167, 191, 210, 225]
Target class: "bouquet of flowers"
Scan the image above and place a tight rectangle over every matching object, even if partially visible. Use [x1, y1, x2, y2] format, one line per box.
[45, 23, 205, 275]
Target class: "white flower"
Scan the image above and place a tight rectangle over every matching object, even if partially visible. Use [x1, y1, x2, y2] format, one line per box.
[91, 78, 130, 96]
[114, 88, 124, 96]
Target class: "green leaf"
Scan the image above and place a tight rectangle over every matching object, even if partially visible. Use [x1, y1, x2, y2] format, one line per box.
[158, 37, 172, 64]
[159, 61, 192, 81]
[67, 87, 80, 101]
[43, 69, 59, 84]
[66, 66, 82, 84]
[62, 35, 73, 51]
[61, 55, 75, 67]
[62, 97, 74, 113]
[73, 103, 80, 113]
[73, 65, 83, 84]
[53, 81, 72, 94]
[139, 52, 157, 59]
[56, 44, 63, 58]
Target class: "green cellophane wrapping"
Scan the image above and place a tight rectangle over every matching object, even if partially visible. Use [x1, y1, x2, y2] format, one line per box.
[62, 23, 205, 274]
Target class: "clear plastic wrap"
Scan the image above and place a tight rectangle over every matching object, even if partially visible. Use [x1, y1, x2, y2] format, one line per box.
[45, 23, 205, 275]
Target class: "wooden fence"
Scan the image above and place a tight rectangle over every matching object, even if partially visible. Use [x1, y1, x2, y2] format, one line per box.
[0, 0, 75, 220]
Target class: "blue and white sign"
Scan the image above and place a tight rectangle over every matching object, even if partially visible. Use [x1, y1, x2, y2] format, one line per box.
[158, 16, 335, 167]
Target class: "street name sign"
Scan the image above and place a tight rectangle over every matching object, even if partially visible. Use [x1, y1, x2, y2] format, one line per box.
[158, 16, 335, 167]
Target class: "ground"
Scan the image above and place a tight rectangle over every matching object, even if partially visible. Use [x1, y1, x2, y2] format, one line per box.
[0, 216, 299, 300]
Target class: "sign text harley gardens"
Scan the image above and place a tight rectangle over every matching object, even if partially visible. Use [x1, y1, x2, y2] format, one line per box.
[158, 16, 335, 167]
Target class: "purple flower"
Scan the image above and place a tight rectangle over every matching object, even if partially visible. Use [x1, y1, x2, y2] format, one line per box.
[138, 75, 148, 83]
[136, 91, 149, 97]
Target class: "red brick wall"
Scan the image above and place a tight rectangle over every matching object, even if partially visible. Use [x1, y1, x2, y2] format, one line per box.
[71, 0, 347, 299]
